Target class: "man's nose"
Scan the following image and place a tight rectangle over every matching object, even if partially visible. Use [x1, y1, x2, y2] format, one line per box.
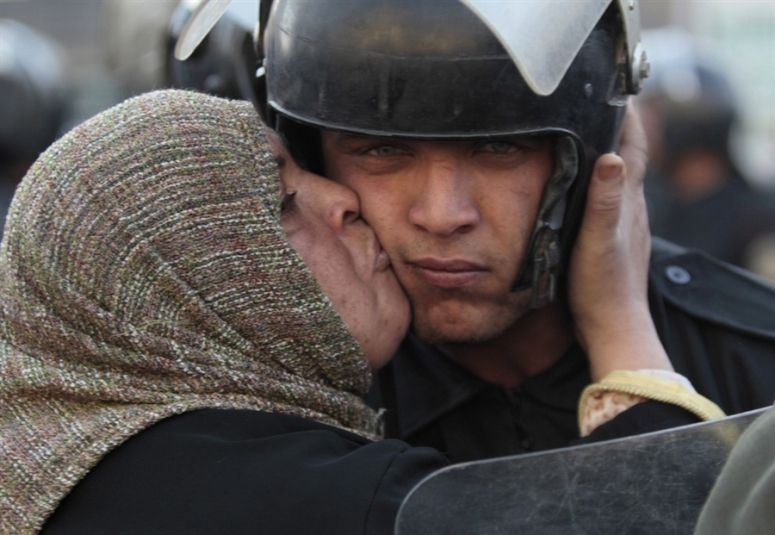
[319, 179, 361, 233]
[408, 161, 480, 236]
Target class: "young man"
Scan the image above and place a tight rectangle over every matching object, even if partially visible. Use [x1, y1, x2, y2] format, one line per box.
[249, 0, 775, 462]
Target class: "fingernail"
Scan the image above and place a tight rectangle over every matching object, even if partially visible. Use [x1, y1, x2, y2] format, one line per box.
[599, 162, 622, 182]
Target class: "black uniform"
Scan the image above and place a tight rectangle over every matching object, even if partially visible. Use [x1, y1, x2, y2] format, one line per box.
[373, 238, 775, 463]
[42, 409, 447, 535]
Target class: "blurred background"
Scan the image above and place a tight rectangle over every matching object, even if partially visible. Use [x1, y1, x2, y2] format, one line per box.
[1, 0, 775, 277]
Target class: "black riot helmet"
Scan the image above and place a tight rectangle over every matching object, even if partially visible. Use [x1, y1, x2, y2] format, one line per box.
[254, 0, 648, 306]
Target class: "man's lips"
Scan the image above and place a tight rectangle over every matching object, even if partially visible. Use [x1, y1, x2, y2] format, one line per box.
[407, 258, 487, 289]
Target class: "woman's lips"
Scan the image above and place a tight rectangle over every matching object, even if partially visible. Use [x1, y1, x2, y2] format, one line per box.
[408, 258, 487, 289]
[375, 248, 391, 271]
[373, 236, 391, 271]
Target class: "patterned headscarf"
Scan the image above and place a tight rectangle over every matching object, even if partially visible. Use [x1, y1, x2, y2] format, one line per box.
[0, 90, 379, 533]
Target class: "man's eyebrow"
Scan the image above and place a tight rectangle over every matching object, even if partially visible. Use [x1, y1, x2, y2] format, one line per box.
[334, 133, 392, 144]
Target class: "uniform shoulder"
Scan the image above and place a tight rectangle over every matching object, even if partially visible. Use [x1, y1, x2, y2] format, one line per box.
[649, 237, 775, 339]
[649, 237, 775, 338]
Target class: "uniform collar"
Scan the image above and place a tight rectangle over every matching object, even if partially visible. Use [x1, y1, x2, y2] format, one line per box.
[384, 335, 589, 439]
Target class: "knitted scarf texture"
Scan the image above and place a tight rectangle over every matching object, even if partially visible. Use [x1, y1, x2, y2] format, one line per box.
[0, 89, 379, 533]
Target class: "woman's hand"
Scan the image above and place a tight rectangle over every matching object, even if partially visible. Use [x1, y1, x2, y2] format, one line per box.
[568, 105, 673, 380]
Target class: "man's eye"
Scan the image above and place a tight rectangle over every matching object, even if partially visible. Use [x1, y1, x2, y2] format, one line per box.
[364, 144, 407, 157]
[280, 191, 297, 214]
[476, 141, 520, 154]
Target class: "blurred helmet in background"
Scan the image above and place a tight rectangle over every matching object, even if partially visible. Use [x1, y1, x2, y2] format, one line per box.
[0, 19, 67, 167]
[101, 0, 178, 95]
[167, 0, 258, 100]
[639, 28, 740, 175]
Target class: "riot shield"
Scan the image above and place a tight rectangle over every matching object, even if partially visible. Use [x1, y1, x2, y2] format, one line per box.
[395, 407, 769, 535]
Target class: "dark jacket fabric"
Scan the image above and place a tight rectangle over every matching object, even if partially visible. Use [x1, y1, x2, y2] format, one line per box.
[42, 409, 447, 535]
[371, 238, 775, 463]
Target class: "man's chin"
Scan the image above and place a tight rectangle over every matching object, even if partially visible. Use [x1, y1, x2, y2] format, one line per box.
[409, 308, 519, 346]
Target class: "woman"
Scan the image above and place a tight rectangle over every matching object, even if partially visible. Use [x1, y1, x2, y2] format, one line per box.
[0, 90, 445, 534]
[0, 90, 722, 534]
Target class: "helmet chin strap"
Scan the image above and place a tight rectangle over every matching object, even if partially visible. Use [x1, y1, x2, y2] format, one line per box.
[525, 226, 563, 308]
[512, 135, 579, 308]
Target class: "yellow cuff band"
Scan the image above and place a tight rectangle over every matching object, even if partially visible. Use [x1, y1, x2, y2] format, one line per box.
[578, 370, 726, 433]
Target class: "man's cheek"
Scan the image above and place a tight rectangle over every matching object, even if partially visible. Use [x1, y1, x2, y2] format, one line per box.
[361, 211, 403, 245]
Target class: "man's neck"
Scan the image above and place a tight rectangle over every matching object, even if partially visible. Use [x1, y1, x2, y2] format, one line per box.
[440, 302, 574, 389]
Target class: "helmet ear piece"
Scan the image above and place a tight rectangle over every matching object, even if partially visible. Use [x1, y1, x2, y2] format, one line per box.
[513, 135, 582, 307]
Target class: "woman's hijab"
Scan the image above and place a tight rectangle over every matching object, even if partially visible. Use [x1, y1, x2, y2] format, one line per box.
[0, 90, 379, 533]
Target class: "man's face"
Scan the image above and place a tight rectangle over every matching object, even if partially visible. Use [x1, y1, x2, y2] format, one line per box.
[322, 132, 555, 344]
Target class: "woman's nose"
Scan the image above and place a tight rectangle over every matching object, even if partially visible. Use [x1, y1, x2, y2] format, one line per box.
[316, 178, 361, 233]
